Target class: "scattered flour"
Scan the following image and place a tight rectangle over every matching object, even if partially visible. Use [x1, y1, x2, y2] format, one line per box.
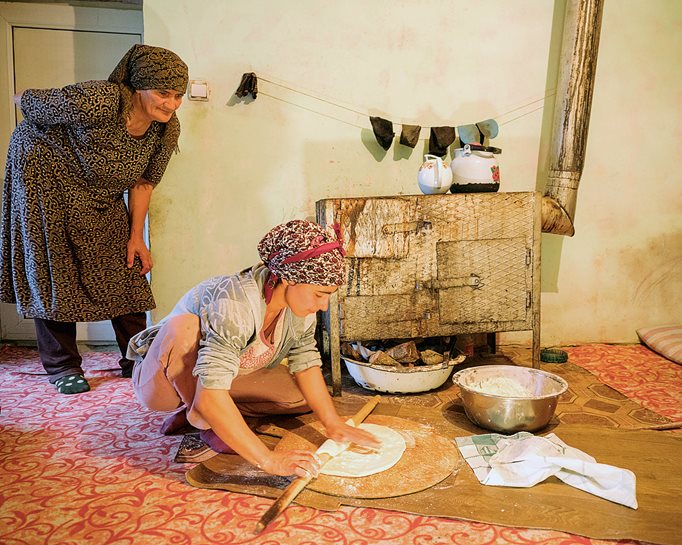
[469, 376, 531, 397]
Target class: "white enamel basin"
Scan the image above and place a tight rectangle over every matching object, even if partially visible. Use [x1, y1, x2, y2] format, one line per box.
[342, 356, 463, 394]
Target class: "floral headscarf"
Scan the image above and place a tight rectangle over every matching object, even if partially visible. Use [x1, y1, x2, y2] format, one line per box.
[258, 220, 346, 302]
[108, 44, 188, 153]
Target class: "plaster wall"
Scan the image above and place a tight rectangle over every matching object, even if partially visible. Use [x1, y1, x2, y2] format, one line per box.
[143, 0, 681, 345]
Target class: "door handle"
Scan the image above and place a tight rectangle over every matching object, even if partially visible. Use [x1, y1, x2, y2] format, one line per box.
[430, 273, 484, 290]
[382, 220, 432, 235]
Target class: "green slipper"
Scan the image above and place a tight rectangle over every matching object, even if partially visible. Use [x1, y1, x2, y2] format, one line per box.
[54, 373, 91, 395]
[540, 348, 569, 363]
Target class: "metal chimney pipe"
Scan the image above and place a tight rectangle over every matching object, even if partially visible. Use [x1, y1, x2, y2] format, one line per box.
[542, 0, 605, 236]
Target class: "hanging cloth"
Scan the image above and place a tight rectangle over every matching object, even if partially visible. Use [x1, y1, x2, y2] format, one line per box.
[369, 116, 395, 150]
[399, 124, 421, 148]
[457, 124, 482, 145]
[236, 72, 258, 99]
[476, 118, 499, 140]
[428, 126, 456, 156]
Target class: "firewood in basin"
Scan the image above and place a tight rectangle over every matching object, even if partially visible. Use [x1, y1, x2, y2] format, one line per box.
[341, 342, 362, 360]
[369, 350, 403, 367]
[385, 341, 420, 363]
[352, 341, 375, 362]
[420, 349, 445, 365]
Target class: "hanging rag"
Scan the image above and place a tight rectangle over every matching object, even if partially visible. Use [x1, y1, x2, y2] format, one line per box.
[428, 126, 456, 156]
[235, 72, 258, 99]
[457, 123, 482, 145]
[369, 116, 395, 150]
[476, 118, 499, 140]
[399, 124, 421, 148]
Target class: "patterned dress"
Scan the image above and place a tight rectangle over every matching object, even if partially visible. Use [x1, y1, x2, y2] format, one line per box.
[0, 80, 175, 322]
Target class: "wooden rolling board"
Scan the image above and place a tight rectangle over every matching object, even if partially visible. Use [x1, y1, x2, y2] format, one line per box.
[274, 415, 460, 499]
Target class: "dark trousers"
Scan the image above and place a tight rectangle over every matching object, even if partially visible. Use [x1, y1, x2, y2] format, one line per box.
[34, 312, 147, 383]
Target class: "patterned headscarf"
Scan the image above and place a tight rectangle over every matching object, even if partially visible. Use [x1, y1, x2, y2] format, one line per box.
[108, 44, 188, 153]
[258, 220, 346, 303]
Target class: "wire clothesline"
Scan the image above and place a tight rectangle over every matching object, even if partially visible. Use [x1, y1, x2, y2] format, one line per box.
[254, 74, 556, 134]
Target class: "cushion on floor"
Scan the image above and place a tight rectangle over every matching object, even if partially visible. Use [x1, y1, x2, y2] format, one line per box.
[636, 325, 682, 364]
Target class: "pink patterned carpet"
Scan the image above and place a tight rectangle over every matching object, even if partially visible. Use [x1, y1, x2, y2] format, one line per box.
[1, 343, 679, 545]
[563, 344, 682, 421]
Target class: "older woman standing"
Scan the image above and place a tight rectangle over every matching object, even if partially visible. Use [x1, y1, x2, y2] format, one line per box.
[0, 44, 189, 394]
[128, 220, 380, 478]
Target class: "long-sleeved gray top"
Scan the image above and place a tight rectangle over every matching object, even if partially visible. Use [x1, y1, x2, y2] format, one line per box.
[127, 264, 322, 389]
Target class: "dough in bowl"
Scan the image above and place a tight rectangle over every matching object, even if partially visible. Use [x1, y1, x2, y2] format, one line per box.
[470, 376, 531, 397]
[320, 423, 406, 478]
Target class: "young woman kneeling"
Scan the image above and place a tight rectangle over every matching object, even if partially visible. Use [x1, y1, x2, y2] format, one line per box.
[128, 220, 379, 477]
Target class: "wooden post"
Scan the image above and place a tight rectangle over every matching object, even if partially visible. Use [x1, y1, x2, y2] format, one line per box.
[532, 192, 543, 368]
[316, 199, 343, 396]
[328, 290, 342, 396]
[542, 0, 604, 236]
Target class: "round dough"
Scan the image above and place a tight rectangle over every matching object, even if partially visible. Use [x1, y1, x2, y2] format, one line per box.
[320, 423, 406, 478]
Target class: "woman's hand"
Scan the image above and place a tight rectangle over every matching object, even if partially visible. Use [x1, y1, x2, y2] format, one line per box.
[126, 236, 153, 275]
[127, 179, 154, 275]
[292, 367, 381, 449]
[323, 419, 381, 449]
[261, 449, 321, 478]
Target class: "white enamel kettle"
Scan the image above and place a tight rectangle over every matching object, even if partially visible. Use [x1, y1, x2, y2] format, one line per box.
[417, 154, 453, 195]
[450, 144, 502, 193]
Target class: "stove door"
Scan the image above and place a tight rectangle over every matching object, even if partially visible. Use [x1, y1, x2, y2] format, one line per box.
[317, 192, 537, 341]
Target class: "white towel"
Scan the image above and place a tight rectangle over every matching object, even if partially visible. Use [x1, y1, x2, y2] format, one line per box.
[455, 432, 638, 509]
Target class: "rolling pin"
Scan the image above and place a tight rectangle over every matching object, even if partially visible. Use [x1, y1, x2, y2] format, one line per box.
[253, 395, 381, 534]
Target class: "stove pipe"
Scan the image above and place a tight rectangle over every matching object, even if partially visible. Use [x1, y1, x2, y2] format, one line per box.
[542, 0, 605, 236]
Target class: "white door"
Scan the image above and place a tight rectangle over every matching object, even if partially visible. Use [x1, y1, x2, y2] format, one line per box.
[0, 3, 143, 342]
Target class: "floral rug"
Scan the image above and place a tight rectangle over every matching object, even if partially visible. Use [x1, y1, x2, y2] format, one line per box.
[1, 343, 678, 545]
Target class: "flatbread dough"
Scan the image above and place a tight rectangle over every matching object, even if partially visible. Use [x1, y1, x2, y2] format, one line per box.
[320, 423, 407, 478]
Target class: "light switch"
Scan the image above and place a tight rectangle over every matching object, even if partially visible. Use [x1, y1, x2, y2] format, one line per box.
[188, 80, 209, 101]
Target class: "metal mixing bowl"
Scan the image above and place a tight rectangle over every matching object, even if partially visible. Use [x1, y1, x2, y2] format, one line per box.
[452, 365, 568, 433]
